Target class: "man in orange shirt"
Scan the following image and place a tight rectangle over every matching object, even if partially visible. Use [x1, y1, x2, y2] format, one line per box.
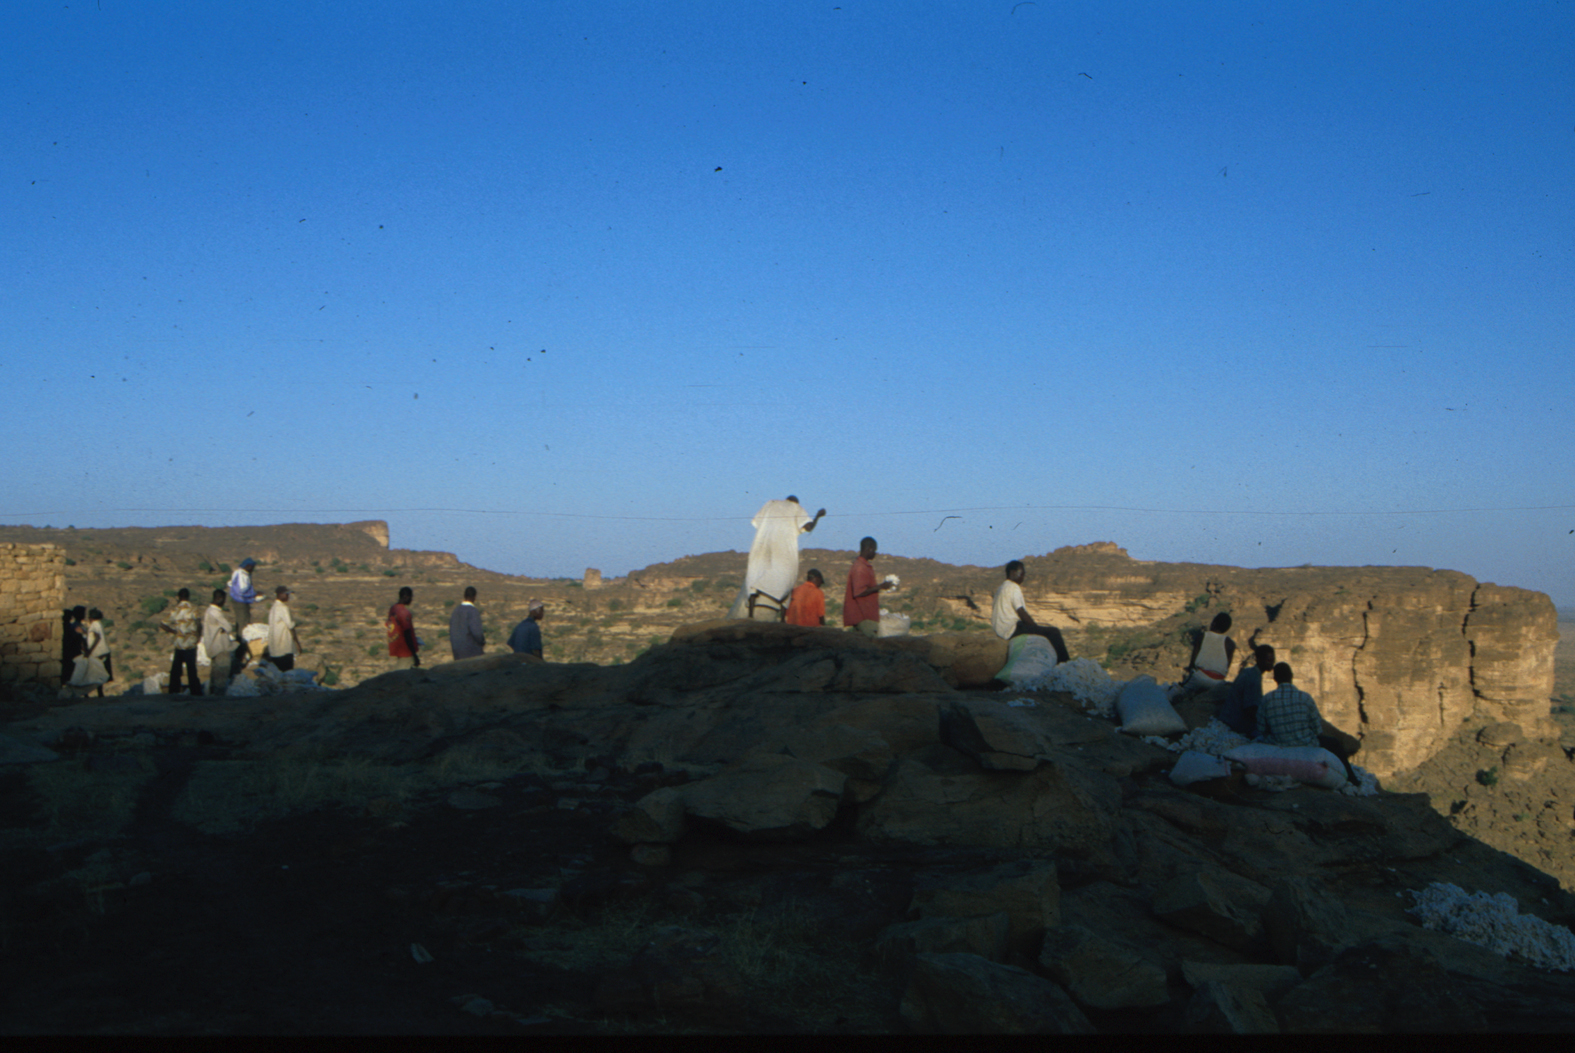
[784, 569, 827, 626]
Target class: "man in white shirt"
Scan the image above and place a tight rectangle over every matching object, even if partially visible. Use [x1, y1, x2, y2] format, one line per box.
[203, 589, 236, 695]
[990, 560, 1069, 662]
[727, 496, 827, 620]
[266, 585, 302, 672]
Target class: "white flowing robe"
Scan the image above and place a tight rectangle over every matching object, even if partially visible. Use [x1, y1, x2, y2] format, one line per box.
[727, 499, 811, 619]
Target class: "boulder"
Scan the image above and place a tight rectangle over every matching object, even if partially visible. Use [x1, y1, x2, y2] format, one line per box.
[1263, 876, 1353, 973]
[1182, 979, 1279, 1034]
[899, 952, 1094, 1034]
[1180, 960, 1303, 1003]
[610, 786, 688, 845]
[875, 912, 1011, 968]
[884, 632, 1009, 688]
[679, 753, 845, 840]
[1150, 868, 1271, 954]
[757, 723, 894, 784]
[1037, 924, 1170, 1010]
[1275, 935, 1488, 1033]
[908, 859, 1060, 955]
[855, 745, 1122, 855]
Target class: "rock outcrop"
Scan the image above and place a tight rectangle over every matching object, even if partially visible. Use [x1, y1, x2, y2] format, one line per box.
[999, 548, 1558, 775]
[10, 621, 1575, 1032]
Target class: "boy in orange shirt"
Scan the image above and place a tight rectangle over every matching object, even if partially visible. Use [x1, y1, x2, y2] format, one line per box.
[784, 569, 827, 626]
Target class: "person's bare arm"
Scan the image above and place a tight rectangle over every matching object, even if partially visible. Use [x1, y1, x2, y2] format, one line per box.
[801, 508, 827, 533]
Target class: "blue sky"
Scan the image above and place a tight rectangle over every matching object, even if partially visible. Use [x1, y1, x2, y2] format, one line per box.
[4, 2, 1572, 604]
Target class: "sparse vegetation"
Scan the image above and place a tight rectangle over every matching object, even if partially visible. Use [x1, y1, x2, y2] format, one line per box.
[116, 561, 132, 571]
[140, 596, 168, 616]
[1478, 767, 1501, 787]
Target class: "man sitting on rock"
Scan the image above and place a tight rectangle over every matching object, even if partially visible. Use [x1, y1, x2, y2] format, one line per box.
[990, 560, 1070, 663]
[1175, 612, 1238, 699]
[1257, 662, 1323, 748]
[784, 569, 827, 627]
[1220, 644, 1275, 736]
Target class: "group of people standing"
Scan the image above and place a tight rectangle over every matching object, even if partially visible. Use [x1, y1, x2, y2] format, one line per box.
[382, 586, 548, 668]
[726, 497, 901, 635]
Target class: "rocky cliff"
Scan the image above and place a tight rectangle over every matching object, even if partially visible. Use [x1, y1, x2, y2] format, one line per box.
[1002, 547, 1557, 776]
[11, 623, 1575, 1033]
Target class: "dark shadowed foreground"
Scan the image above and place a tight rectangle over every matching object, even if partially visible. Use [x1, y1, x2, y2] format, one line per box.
[5, 622, 1575, 1034]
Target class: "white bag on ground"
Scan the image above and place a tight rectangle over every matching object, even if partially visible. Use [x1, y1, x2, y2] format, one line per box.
[877, 610, 911, 637]
[1117, 675, 1188, 736]
[1225, 742, 1348, 790]
[1169, 750, 1235, 786]
[996, 634, 1058, 685]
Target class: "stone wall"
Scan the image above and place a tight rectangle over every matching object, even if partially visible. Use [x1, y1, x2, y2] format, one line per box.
[0, 543, 66, 688]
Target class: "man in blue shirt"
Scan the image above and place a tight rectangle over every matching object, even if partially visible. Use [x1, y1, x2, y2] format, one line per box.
[1220, 644, 1275, 736]
[508, 599, 546, 658]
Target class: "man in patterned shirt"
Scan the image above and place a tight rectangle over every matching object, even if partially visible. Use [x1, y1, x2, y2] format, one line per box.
[159, 587, 204, 695]
[1256, 662, 1322, 747]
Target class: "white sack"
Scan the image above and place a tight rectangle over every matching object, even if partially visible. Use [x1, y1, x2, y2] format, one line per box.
[1117, 675, 1187, 736]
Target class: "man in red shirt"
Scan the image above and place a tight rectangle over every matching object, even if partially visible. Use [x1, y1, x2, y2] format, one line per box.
[843, 537, 894, 636]
[386, 586, 420, 668]
[784, 569, 827, 627]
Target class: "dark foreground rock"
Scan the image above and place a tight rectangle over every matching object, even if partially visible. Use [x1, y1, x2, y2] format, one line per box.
[5, 621, 1575, 1034]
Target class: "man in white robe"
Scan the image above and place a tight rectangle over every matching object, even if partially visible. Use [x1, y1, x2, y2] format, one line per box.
[727, 496, 826, 620]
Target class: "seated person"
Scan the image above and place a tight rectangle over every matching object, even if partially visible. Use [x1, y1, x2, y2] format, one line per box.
[1256, 662, 1323, 748]
[784, 569, 827, 627]
[990, 560, 1069, 663]
[1219, 644, 1275, 736]
[1181, 612, 1238, 692]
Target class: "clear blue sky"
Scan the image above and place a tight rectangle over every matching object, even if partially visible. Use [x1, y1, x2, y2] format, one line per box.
[4, 2, 1572, 604]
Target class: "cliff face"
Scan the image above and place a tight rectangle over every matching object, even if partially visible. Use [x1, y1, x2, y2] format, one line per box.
[1016, 548, 1558, 776]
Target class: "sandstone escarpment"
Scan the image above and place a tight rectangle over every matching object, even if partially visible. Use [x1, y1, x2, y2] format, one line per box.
[1010, 549, 1557, 776]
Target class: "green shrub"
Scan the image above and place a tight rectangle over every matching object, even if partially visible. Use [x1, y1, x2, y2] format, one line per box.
[140, 596, 168, 616]
[314, 566, 324, 574]
[305, 604, 319, 611]
[116, 561, 132, 571]
[64, 557, 76, 566]
[1477, 767, 1500, 787]
[1183, 593, 1211, 614]
[666, 597, 684, 608]
[367, 644, 382, 658]
[100, 618, 114, 628]
[198, 560, 213, 572]
[322, 668, 340, 686]
[608, 599, 624, 612]
[162, 589, 177, 598]
[382, 569, 397, 577]
[690, 579, 710, 593]
[218, 563, 231, 574]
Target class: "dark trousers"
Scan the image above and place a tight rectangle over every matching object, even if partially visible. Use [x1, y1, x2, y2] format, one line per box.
[268, 652, 295, 672]
[169, 648, 202, 695]
[1012, 620, 1070, 663]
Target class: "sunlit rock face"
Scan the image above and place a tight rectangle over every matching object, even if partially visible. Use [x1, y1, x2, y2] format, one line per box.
[998, 548, 1557, 777]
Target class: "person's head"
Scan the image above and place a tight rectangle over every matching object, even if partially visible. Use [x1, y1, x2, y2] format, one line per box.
[177, 587, 190, 601]
[1273, 662, 1294, 685]
[275, 585, 291, 601]
[1254, 644, 1276, 670]
[806, 569, 824, 587]
[528, 599, 545, 621]
[1005, 559, 1025, 583]
[786, 495, 799, 504]
[398, 587, 413, 605]
[241, 558, 256, 570]
[72, 605, 87, 621]
[859, 537, 878, 559]
[88, 607, 103, 622]
[211, 589, 227, 606]
[1209, 612, 1232, 633]
[463, 586, 477, 601]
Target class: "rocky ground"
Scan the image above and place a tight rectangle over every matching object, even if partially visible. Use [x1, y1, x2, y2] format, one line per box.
[2, 619, 1575, 1034]
[2, 525, 1571, 1033]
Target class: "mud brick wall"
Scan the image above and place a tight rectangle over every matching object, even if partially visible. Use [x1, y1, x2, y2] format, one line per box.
[0, 543, 66, 687]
